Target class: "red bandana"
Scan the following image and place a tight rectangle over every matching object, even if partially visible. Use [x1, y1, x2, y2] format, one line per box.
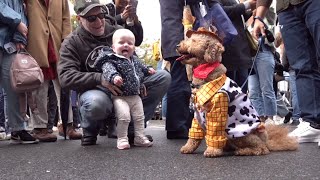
[193, 61, 220, 79]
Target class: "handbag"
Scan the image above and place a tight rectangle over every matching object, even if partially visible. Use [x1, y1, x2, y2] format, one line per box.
[241, 15, 258, 57]
[10, 49, 44, 93]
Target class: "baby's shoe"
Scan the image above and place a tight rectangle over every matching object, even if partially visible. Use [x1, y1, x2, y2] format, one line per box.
[117, 138, 130, 150]
[134, 136, 153, 147]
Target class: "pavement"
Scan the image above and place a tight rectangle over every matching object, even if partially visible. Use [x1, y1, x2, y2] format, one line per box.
[0, 120, 319, 180]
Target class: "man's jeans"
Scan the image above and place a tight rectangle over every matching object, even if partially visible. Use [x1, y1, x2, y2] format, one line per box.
[289, 70, 300, 121]
[248, 44, 277, 117]
[79, 70, 171, 136]
[0, 50, 25, 131]
[279, 0, 320, 126]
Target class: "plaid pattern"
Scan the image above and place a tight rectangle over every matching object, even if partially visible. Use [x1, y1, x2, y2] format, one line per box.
[189, 74, 229, 149]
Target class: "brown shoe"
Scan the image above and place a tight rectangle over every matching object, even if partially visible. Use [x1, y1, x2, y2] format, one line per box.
[58, 123, 82, 140]
[33, 128, 57, 142]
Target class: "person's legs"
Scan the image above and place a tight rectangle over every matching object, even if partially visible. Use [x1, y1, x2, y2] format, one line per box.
[1, 53, 26, 132]
[127, 70, 170, 141]
[47, 80, 57, 131]
[248, 73, 264, 117]
[254, 45, 277, 117]
[30, 80, 57, 142]
[79, 90, 113, 145]
[289, 70, 300, 122]
[0, 51, 37, 144]
[141, 69, 171, 122]
[279, 1, 320, 142]
[113, 96, 131, 150]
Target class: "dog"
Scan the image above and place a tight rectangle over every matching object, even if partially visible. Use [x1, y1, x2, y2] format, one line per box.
[177, 27, 298, 158]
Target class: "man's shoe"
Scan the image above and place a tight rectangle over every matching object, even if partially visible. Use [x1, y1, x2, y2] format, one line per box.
[10, 130, 39, 144]
[318, 141, 320, 147]
[33, 128, 57, 142]
[288, 121, 320, 143]
[58, 123, 82, 140]
[81, 136, 97, 146]
[167, 130, 188, 139]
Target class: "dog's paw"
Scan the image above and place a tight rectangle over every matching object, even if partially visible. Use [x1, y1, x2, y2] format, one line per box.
[180, 139, 202, 154]
[203, 147, 223, 158]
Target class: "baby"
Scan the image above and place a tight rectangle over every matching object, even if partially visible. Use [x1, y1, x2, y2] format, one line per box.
[97, 29, 155, 149]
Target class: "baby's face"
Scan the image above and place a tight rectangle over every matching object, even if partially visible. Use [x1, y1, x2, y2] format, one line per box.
[112, 34, 135, 59]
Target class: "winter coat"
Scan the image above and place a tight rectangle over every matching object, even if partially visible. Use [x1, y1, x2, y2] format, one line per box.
[26, 0, 71, 68]
[95, 48, 150, 96]
[0, 0, 27, 49]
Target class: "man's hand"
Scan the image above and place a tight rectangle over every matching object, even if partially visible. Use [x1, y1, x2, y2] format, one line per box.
[113, 76, 123, 87]
[101, 78, 123, 96]
[15, 43, 25, 51]
[121, 4, 137, 21]
[252, 18, 265, 39]
[16, 22, 28, 38]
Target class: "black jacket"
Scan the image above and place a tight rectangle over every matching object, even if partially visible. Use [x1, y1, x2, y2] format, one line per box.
[216, 0, 253, 71]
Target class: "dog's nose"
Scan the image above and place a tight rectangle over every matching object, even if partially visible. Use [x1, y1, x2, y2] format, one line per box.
[176, 44, 180, 48]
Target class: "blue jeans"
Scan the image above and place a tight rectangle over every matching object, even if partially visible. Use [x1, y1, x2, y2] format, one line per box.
[79, 70, 171, 136]
[0, 88, 5, 128]
[248, 44, 277, 117]
[279, 0, 320, 126]
[289, 70, 300, 121]
[0, 50, 26, 131]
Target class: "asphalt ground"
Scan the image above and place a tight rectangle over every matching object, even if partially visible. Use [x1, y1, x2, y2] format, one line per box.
[0, 120, 319, 180]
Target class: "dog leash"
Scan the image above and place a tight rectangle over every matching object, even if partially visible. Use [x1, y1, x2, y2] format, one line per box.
[240, 36, 264, 90]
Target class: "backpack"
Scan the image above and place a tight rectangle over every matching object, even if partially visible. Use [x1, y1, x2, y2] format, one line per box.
[10, 50, 44, 120]
[10, 50, 44, 92]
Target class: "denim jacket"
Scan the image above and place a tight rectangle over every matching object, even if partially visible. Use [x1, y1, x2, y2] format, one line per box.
[0, 0, 28, 50]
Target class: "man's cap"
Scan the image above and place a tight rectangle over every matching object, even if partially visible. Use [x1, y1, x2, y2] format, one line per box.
[74, 0, 105, 16]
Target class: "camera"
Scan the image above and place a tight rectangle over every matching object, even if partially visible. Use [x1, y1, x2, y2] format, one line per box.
[265, 29, 275, 43]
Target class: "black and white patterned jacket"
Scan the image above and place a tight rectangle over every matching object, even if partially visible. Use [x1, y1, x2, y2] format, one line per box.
[95, 47, 150, 96]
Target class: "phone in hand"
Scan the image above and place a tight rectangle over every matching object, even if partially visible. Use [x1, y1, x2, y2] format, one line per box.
[4, 42, 17, 54]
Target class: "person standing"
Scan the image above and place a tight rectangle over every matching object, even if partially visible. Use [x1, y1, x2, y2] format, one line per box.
[0, 0, 38, 144]
[26, 0, 82, 142]
[159, 0, 196, 139]
[253, 0, 320, 145]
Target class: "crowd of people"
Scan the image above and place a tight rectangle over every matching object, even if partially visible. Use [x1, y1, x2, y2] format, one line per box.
[0, 0, 319, 150]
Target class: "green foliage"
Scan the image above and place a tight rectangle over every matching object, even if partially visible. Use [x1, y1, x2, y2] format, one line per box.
[136, 40, 158, 69]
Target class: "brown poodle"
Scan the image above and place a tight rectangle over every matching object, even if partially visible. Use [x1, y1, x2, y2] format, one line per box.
[177, 27, 298, 158]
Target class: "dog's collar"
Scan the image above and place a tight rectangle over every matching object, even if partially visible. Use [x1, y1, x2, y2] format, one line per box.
[193, 61, 220, 79]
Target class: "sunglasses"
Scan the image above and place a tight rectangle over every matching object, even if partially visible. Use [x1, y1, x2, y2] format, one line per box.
[81, 13, 107, 23]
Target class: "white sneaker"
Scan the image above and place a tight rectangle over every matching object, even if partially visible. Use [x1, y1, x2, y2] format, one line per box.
[288, 121, 320, 143]
[318, 141, 320, 147]
[265, 118, 275, 125]
[134, 136, 153, 147]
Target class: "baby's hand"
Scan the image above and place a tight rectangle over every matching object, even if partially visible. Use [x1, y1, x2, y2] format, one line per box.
[148, 68, 156, 75]
[113, 76, 123, 87]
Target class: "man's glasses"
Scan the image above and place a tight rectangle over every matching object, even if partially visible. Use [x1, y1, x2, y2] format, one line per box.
[81, 13, 107, 23]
